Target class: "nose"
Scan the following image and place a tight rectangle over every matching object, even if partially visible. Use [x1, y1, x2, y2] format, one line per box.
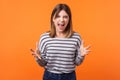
[60, 17, 64, 22]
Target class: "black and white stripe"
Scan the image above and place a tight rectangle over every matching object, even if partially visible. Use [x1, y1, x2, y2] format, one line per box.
[37, 32, 84, 74]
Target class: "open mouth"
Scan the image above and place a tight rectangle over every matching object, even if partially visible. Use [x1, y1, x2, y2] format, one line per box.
[58, 23, 65, 27]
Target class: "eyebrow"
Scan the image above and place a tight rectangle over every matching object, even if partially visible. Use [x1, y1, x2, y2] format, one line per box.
[57, 14, 69, 17]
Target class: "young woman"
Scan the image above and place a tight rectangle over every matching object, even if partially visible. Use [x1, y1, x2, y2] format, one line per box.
[30, 3, 90, 80]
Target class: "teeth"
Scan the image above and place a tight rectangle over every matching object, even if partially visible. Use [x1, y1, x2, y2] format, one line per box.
[58, 23, 64, 26]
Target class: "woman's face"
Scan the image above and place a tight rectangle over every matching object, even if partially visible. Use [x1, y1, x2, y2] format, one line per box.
[53, 10, 69, 33]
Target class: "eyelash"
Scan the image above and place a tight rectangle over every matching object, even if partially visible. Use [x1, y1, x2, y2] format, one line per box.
[56, 16, 68, 18]
[64, 16, 68, 18]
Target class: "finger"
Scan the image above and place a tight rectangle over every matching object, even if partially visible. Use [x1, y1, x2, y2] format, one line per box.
[85, 45, 91, 49]
[81, 40, 84, 45]
[32, 54, 37, 58]
[80, 40, 85, 48]
[83, 51, 89, 56]
[30, 49, 34, 52]
[85, 50, 91, 55]
[31, 52, 36, 56]
[32, 53, 41, 59]
[36, 50, 40, 54]
[86, 50, 91, 52]
[36, 42, 39, 50]
[32, 53, 35, 55]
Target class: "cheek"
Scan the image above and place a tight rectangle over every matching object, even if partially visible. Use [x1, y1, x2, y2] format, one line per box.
[53, 18, 58, 23]
[65, 18, 69, 22]
[53, 20, 58, 27]
[65, 19, 69, 25]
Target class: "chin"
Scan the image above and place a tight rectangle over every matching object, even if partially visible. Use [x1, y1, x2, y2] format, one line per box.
[57, 30, 64, 33]
[59, 29, 65, 32]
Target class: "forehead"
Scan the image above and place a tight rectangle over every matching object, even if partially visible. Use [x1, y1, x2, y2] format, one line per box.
[57, 10, 68, 16]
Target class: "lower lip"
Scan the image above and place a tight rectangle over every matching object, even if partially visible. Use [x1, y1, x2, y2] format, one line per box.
[58, 25, 64, 29]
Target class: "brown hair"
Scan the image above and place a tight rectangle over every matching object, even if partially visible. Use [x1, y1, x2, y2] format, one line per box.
[49, 3, 73, 38]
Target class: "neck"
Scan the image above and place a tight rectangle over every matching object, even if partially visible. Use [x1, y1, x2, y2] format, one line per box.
[56, 32, 66, 38]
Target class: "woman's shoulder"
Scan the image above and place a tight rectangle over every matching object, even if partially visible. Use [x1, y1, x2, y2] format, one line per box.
[72, 31, 82, 43]
[40, 31, 50, 37]
[72, 31, 81, 37]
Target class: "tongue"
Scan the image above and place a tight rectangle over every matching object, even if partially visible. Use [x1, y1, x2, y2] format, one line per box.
[58, 24, 64, 29]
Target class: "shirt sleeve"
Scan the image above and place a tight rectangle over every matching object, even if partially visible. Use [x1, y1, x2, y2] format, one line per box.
[75, 34, 85, 66]
[35, 33, 47, 67]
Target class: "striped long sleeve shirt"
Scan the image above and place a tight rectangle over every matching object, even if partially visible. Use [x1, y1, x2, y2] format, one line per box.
[36, 32, 84, 74]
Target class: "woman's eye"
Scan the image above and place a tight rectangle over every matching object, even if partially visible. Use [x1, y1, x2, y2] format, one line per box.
[64, 16, 68, 18]
[56, 15, 60, 18]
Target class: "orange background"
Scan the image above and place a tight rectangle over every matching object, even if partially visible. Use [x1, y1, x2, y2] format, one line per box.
[0, 0, 120, 80]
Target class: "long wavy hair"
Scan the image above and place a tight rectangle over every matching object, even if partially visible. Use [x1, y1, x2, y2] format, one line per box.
[49, 4, 73, 38]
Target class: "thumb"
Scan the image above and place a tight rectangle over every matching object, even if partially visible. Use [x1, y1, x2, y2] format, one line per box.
[80, 40, 84, 48]
[81, 40, 84, 45]
[36, 42, 39, 50]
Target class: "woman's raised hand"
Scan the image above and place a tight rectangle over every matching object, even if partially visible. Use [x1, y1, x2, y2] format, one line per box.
[80, 40, 91, 57]
[30, 42, 41, 59]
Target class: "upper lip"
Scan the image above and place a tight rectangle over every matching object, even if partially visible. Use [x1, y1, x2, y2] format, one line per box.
[58, 23, 65, 26]
[58, 22, 65, 25]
